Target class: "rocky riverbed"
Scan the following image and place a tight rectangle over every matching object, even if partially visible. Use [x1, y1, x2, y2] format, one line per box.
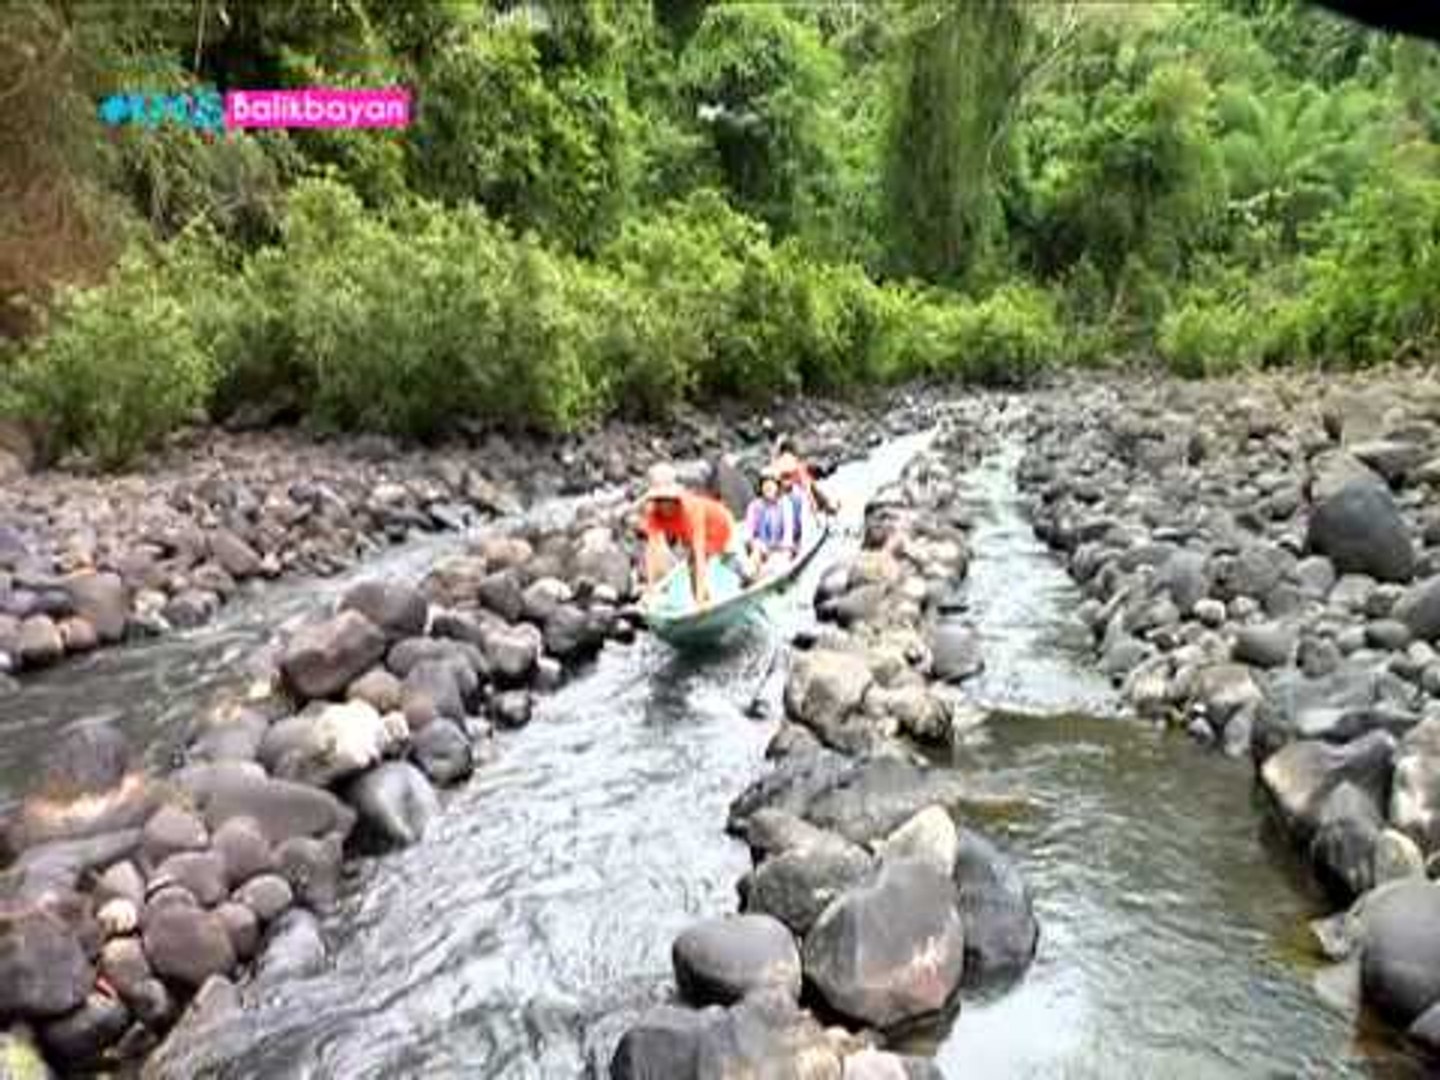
[1017, 366, 1440, 1054]
[6, 369, 1440, 1077]
[0, 393, 917, 689]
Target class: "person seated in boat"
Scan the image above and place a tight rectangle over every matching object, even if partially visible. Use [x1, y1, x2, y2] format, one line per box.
[772, 445, 839, 546]
[641, 462, 749, 610]
[744, 467, 798, 578]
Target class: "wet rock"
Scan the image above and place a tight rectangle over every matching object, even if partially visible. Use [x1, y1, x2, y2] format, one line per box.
[483, 624, 541, 686]
[1295, 556, 1338, 599]
[216, 901, 260, 961]
[141, 904, 236, 989]
[1193, 598, 1227, 628]
[1158, 550, 1210, 613]
[1310, 782, 1384, 902]
[490, 689, 533, 729]
[254, 908, 327, 984]
[386, 633, 487, 680]
[927, 619, 984, 683]
[1374, 828, 1426, 885]
[210, 816, 275, 888]
[609, 991, 847, 1080]
[207, 529, 263, 580]
[1260, 731, 1396, 841]
[875, 806, 957, 878]
[475, 571, 526, 624]
[1360, 880, 1440, 1026]
[401, 659, 470, 727]
[344, 762, 439, 849]
[411, 718, 474, 786]
[61, 571, 128, 644]
[340, 580, 427, 642]
[1233, 624, 1297, 669]
[18, 615, 64, 668]
[151, 850, 228, 907]
[740, 842, 874, 938]
[274, 834, 343, 912]
[279, 610, 388, 702]
[99, 935, 152, 1003]
[803, 858, 965, 1028]
[94, 861, 145, 906]
[785, 650, 873, 737]
[1368, 619, 1413, 651]
[0, 911, 93, 1018]
[189, 708, 270, 764]
[234, 873, 294, 923]
[182, 765, 355, 846]
[141, 804, 209, 866]
[952, 826, 1040, 980]
[672, 914, 802, 1006]
[39, 992, 130, 1067]
[1306, 479, 1415, 583]
[803, 757, 979, 847]
[1299, 636, 1342, 678]
[261, 700, 392, 787]
[163, 588, 221, 628]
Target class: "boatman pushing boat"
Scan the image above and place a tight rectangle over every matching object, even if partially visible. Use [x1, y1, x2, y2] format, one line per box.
[641, 462, 748, 610]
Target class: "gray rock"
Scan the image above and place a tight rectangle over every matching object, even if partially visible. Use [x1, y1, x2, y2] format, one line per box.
[490, 689, 533, 729]
[210, 816, 275, 887]
[141, 804, 209, 866]
[672, 914, 802, 1006]
[62, 571, 129, 644]
[216, 900, 260, 960]
[803, 859, 965, 1028]
[339, 580, 427, 641]
[39, 991, 130, 1066]
[18, 614, 64, 668]
[741, 842, 874, 937]
[151, 850, 229, 907]
[184, 765, 354, 847]
[0, 911, 93, 1018]
[254, 908, 327, 984]
[1310, 782, 1383, 902]
[1234, 624, 1297, 669]
[1397, 576, 1440, 643]
[1306, 480, 1415, 583]
[280, 610, 388, 701]
[141, 904, 236, 989]
[347, 667, 403, 713]
[875, 806, 958, 878]
[1360, 880, 1440, 1025]
[1260, 731, 1396, 841]
[275, 834, 344, 912]
[234, 873, 294, 923]
[952, 826, 1039, 980]
[928, 619, 984, 683]
[344, 762, 439, 849]
[410, 718, 474, 786]
[1390, 716, 1440, 851]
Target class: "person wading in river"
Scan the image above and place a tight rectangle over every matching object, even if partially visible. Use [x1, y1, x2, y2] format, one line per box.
[641, 463, 747, 610]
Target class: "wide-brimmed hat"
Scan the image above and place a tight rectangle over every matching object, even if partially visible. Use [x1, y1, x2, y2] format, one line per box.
[642, 462, 685, 503]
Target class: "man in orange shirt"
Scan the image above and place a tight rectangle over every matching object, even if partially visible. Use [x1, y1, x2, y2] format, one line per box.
[641, 462, 746, 609]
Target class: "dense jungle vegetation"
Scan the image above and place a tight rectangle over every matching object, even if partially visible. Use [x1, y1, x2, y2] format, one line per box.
[1, 1, 1438, 466]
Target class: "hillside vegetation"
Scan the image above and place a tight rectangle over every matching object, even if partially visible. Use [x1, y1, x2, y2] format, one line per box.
[2, 0, 1438, 465]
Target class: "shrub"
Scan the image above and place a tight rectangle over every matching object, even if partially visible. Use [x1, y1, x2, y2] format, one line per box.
[13, 249, 215, 467]
[1158, 296, 1257, 378]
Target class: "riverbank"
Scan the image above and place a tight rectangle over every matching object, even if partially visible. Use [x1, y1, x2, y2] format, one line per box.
[0, 389, 929, 688]
[1016, 364, 1440, 1055]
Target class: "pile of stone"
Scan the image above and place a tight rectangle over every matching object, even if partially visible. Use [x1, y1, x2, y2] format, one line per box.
[609, 416, 1038, 1076]
[1015, 368, 1440, 1050]
[0, 495, 642, 1072]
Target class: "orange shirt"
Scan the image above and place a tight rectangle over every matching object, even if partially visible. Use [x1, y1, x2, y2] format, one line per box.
[645, 494, 734, 557]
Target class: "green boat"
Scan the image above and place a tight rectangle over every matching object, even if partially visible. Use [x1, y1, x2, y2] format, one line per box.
[641, 521, 831, 648]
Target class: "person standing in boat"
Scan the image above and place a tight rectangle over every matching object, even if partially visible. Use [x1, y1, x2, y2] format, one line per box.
[772, 441, 839, 546]
[743, 467, 797, 577]
[640, 462, 747, 610]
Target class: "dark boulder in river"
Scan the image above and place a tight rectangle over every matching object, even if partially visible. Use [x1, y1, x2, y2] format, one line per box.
[671, 913, 802, 1006]
[1306, 479, 1415, 584]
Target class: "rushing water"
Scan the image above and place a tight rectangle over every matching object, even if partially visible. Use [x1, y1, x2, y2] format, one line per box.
[2, 415, 1423, 1078]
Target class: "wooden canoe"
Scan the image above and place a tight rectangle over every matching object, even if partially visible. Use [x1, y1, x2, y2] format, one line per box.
[641, 521, 831, 648]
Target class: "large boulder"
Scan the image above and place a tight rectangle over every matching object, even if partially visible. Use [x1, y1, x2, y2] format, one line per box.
[802, 859, 965, 1029]
[343, 762, 439, 849]
[785, 650, 874, 735]
[0, 911, 93, 1018]
[875, 806, 958, 879]
[952, 826, 1039, 980]
[741, 842, 875, 938]
[1259, 731, 1396, 842]
[339, 580, 428, 641]
[672, 914, 802, 1006]
[180, 763, 355, 846]
[280, 611, 388, 701]
[1360, 880, 1440, 1026]
[802, 758, 974, 847]
[1306, 479, 1415, 584]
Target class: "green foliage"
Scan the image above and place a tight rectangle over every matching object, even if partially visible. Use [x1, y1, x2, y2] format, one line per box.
[12, 250, 215, 466]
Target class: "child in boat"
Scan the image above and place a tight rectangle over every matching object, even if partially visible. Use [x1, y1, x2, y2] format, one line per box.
[744, 467, 797, 577]
[772, 443, 839, 547]
[640, 462, 748, 609]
